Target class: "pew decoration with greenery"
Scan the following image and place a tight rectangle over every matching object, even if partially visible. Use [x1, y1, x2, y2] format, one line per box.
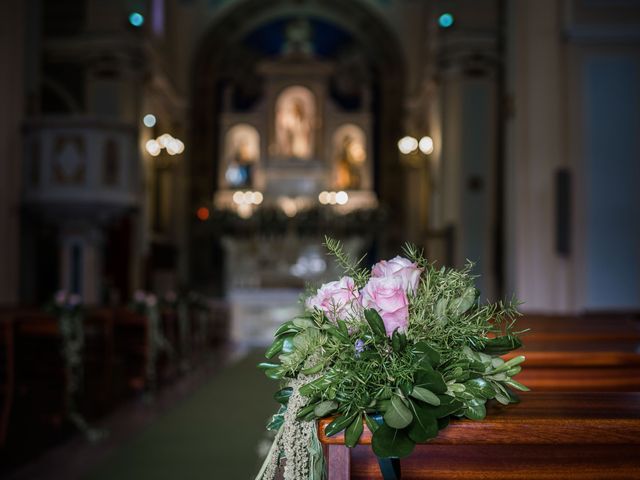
[130, 290, 174, 392]
[47, 291, 105, 442]
[256, 238, 527, 480]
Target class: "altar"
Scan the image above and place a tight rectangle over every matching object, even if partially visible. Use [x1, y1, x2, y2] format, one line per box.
[211, 21, 379, 345]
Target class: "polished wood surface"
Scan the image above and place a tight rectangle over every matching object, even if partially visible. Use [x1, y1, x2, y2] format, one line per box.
[318, 392, 640, 445]
[320, 392, 640, 479]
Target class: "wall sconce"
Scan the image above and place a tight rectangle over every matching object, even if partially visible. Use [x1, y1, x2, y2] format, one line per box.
[397, 136, 434, 155]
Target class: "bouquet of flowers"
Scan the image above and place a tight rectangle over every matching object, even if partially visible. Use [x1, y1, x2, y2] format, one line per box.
[256, 239, 527, 480]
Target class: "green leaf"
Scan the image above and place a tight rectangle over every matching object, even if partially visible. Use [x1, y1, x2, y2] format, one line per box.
[301, 362, 324, 375]
[407, 400, 438, 443]
[275, 320, 299, 337]
[437, 416, 450, 430]
[364, 413, 380, 433]
[464, 378, 495, 400]
[372, 424, 415, 458]
[281, 336, 295, 354]
[314, 400, 339, 417]
[435, 297, 448, 323]
[410, 386, 441, 406]
[274, 387, 293, 404]
[449, 286, 478, 316]
[364, 308, 387, 338]
[399, 381, 413, 397]
[257, 362, 279, 370]
[293, 317, 316, 329]
[299, 376, 331, 397]
[505, 379, 530, 391]
[345, 415, 364, 448]
[481, 336, 522, 355]
[384, 395, 413, 429]
[412, 341, 441, 365]
[464, 399, 487, 420]
[336, 319, 350, 338]
[324, 414, 356, 437]
[414, 368, 447, 394]
[265, 337, 285, 358]
[391, 330, 402, 352]
[431, 395, 464, 418]
[296, 402, 319, 420]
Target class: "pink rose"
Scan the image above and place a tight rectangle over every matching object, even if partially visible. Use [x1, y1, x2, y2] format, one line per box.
[371, 256, 422, 294]
[360, 276, 409, 336]
[306, 276, 360, 322]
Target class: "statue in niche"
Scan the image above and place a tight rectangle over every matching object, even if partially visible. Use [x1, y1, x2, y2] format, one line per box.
[275, 86, 315, 160]
[335, 129, 366, 190]
[224, 124, 259, 188]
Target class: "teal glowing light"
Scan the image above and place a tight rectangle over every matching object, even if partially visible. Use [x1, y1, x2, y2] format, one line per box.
[438, 13, 454, 28]
[129, 12, 144, 27]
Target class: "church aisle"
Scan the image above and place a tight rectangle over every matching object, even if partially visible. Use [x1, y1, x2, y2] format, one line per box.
[83, 351, 273, 480]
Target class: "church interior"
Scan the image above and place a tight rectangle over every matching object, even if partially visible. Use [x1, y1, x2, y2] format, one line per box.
[0, 0, 639, 478]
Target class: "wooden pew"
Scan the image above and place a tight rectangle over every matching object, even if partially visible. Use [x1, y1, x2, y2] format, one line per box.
[0, 314, 14, 448]
[318, 392, 640, 479]
[506, 314, 640, 391]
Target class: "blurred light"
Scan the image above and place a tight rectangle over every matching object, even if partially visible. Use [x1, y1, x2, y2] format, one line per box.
[252, 191, 264, 205]
[237, 204, 253, 219]
[335, 191, 349, 205]
[145, 139, 161, 156]
[398, 136, 418, 154]
[143, 114, 156, 127]
[439, 13, 454, 28]
[419, 136, 434, 155]
[129, 12, 145, 27]
[318, 191, 329, 205]
[174, 139, 185, 154]
[158, 133, 172, 148]
[196, 207, 210, 221]
[328, 191, 337, 205]
[280, 197, 298, 217]
[225, 165, 246, 186]
[232, 191, 244, 205]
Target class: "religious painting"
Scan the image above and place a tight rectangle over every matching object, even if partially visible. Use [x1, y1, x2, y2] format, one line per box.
[275, 86, 315, 160]
[332, 124, 366, 190]
[223, 124, 260, 188]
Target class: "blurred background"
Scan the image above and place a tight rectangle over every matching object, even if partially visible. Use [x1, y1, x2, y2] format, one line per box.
[0, 0, 639, 478]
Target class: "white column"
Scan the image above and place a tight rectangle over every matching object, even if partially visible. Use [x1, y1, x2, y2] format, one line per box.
[0, 0, 25, 304]
[505, 0, 574, 312]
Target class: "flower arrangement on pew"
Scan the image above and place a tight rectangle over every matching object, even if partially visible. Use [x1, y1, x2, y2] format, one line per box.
[256, 238, 527, 480]
[130, 290, 173, 392]
[46, 291, 105, 441]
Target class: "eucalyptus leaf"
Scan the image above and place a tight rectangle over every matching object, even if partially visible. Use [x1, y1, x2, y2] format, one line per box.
[410, 386, 441, 406]
[384, 395, 413, 429]
[371, 424, 415, 458]
[345, 415, 364, 448]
